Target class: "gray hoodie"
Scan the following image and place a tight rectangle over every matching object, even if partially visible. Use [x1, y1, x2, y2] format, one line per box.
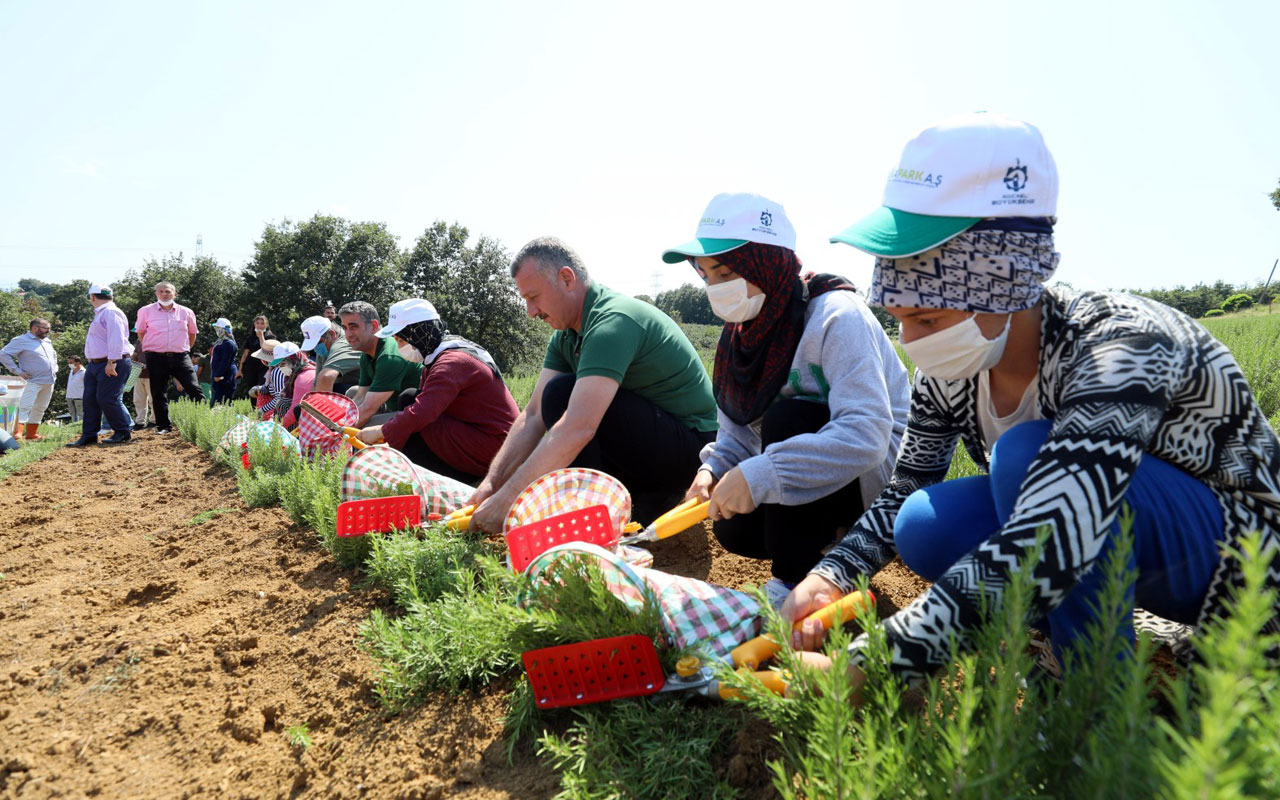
[700, 289, 910, 509]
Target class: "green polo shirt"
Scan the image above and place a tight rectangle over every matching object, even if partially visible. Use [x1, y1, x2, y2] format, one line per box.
[358, 337, 423, 410]
[544, 283, 717, 432]
[316, 336, 361, 384]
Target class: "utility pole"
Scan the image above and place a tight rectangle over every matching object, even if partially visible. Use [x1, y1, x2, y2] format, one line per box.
[196, 233, 203, 261]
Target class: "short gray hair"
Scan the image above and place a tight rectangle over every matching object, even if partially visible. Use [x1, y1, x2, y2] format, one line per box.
[154, 282, 176, 292]
[511, 237, 590, 285]
[337, 301, 379, 326]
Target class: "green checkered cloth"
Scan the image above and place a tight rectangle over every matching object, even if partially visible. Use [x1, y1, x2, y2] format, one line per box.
[340, 445, 472, 518]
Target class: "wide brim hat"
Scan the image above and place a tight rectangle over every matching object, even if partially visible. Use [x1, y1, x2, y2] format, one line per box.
[251, 339, 281, 361]
[662, 192, 796, 264]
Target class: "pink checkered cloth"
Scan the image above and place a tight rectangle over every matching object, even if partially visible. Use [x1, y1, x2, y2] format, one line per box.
[340, 445, 472, 518]
[296, 391, 358, 459]
[504, 468, 632, 535]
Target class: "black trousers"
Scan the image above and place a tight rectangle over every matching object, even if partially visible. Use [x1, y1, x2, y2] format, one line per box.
[540, 374, 716, 523]
[146, 352, 204, 428]
[711, 398, 865, 583]
[400, 436, 481, 486]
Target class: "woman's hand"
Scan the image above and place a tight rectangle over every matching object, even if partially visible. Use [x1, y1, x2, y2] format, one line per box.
[707, 466, 756, 520]
[780, 573, 845, 651]
[356, 425, 383, 445]
[684, 468, 716, 502]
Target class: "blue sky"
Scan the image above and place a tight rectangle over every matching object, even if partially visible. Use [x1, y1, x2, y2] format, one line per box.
[2, 0, 1277, 300]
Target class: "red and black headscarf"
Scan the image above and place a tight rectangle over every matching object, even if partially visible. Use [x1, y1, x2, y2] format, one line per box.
[710, 242, 856, 426]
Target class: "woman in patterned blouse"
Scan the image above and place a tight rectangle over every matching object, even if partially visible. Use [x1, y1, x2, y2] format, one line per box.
[783, 113, 1280, 688]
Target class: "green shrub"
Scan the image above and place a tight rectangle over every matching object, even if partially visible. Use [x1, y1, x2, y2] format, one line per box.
[278, 451, 344, 534]
[1221, 293, 1254, 313]
[1203, 308, 1226, 318]
[235, 427, 300, 507]
[364, 524, 486, 607]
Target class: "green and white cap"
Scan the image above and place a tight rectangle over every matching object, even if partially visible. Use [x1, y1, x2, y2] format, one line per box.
[268, 341, 301, 365]
[831, 112, 1058, 257]
[662, 192, 796, 263]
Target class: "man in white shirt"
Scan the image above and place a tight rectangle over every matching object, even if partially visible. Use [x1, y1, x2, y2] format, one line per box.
[66, 356, 85, 422]
[0, 318, 58, 440]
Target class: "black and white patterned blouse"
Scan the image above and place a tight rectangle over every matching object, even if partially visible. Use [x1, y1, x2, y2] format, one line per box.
[812, 287, 1280, 682]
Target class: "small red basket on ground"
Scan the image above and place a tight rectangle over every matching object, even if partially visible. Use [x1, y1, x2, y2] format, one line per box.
[505, 504, 618, 572]
[335, 495, 422, 538]
[521, 634, 665, 709]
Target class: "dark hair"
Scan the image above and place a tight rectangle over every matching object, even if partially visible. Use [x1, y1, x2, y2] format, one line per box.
[511, 236, 590, 284]
[338, 301, 379, 326]
[68, 355, 82, 364]
[29, 318, 49, 329]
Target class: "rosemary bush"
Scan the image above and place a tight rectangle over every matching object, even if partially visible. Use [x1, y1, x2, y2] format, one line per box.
[363, 523, 486, 606]
[235, 428, 300, 507]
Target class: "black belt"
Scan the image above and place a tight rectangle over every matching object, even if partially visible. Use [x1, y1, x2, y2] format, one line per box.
[148, 351, 188, 356]
[88, 357, 113, 363]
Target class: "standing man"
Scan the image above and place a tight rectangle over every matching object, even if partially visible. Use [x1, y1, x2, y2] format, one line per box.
[135, 281, 202, 434]
[338, 301, 423, 427]
[0, 318, 58, 440]
[299, 316, 361, 394]
[65, 356, 85, 423]
[67, 284, 133, 447]
[468, 237, 719, 532]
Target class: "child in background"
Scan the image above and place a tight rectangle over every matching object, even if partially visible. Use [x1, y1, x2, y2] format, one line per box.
[66, 356, 85, 423]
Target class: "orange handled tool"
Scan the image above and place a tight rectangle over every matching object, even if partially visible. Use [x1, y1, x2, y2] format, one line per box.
[730, 590, 876, 669]
[616, 498, 710, 546]
[299, 400, 377, 451]
[658, 655, 787, 700]
[443, 504, 475, 531]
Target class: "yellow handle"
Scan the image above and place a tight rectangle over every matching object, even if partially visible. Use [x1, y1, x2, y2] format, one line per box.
[651, 499, 710, 541]
[717, 670, 787, 700]
[730, 590, 876, 669]
[341, 426, 369, 450]
[443, 504, 475, 531]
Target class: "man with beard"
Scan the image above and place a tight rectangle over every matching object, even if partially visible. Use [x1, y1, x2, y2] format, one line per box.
[0, 318, 58, 440]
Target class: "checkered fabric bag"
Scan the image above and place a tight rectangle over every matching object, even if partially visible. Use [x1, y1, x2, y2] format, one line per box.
[504, 468, 633, 534]
[217, 417, 255, 455]
[521, 542, 761, 662]
[340, 445, 472, 518]
[296, 391, 357, 459]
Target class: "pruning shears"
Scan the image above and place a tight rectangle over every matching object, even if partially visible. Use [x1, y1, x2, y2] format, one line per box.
[299, 399, 376, 451]
[617, 498, 710, 546]
[656, 655, 787, 700]
[442, 504, 475, 531]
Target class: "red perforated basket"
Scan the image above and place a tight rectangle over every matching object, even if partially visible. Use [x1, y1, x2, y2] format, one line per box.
[505, 504, 618, 572]
[521, 634, 665, 709]
[335, 495, 422, 538]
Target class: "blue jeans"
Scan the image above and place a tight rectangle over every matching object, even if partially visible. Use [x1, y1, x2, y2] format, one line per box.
[81, 359, 134, 439]
[210, 379, 236, 406]
[893, 420, 1224, 660]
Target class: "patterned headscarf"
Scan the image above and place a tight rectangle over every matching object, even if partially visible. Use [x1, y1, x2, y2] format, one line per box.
[869, 226, 1060, 312]
[398, 320, 447, 359]
[711, 242, 855, 426]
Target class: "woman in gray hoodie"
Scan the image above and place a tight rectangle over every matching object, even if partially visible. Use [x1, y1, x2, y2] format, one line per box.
[663, 192, 911, 607]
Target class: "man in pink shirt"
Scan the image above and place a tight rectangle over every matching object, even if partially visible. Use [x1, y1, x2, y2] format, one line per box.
[134, 281, 203, 434]
[67, 283, 134, 447]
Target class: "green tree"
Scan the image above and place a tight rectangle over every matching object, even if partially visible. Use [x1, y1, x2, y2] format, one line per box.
[111, 254, 246, 350]
[239, 215, 405, 340]
[1270, 178, 1280, 211]
[404, 221, 548, 373]
[655, 283, 716, 325]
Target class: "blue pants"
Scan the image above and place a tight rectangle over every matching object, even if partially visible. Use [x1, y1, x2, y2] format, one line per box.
[893, 420, 1224, 660]
[210, 378, 236, 406]
[81, 359, 134, 440]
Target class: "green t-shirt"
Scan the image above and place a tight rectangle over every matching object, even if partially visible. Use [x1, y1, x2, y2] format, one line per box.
[358, 337, 423, 410]
[317, 336, 361, 383]
[543, 283, 718, 432]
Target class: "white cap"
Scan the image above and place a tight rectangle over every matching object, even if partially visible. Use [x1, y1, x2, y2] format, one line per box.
[268, 341, 301, 365]
[87, 283, 113, 297]
[299, 315, 332, 351]
[831, 112, 1058, 257]
[376, 299, 440, 338]
[211, 317, 232, 330]
[661, 192, 797, 263]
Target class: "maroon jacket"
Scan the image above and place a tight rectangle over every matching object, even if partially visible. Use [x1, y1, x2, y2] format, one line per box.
[380, 349, 518, 478]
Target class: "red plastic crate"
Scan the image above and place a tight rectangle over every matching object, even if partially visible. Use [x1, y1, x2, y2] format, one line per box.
[522, 634, 665, 709]
[335, 495, 421, 538]
[505, 504, 617, 572]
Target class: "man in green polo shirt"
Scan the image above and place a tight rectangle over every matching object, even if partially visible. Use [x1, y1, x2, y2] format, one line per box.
[468, 236, 718, 533]
[338, 300, 423, 426]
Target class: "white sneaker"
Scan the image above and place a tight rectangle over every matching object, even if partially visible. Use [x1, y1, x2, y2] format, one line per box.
[763, 578, 795, 612]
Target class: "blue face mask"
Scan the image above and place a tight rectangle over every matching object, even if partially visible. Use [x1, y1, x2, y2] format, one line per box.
[315, 342, 329, 359]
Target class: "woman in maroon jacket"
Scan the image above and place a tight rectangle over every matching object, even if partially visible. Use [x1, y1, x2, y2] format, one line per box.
[356, 299, 518, 485]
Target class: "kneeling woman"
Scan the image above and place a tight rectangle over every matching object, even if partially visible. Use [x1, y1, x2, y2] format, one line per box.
[357, 299, 518, 485]
[663, 193, 911, 605]
[786, 113, 1280, 686]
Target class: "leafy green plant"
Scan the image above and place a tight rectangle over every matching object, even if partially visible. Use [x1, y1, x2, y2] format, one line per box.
[235, 427, 300, 507]
[185, 508, 235, 526]
[1221, 292, 1254, 313]
[364, 523, 486, 606]
[1203, 308, 1226, 318]
[285, 724, 313, 750]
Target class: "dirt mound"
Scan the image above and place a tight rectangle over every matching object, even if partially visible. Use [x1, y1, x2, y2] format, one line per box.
[0, 436, 926, 799]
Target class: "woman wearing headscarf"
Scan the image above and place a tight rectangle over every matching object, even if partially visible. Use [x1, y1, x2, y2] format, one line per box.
[259, 342, 315, 428]
[356, 299, 518, 485]
[785, 113, 1280, 690]
[662, 193, 911, 608]
[209, 317, 237, 405]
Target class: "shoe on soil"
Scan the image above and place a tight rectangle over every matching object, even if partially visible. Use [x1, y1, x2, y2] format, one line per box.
[65, 438, 98, 448]
[132, 423, 146, 431]
[154, 427, 172, 435]
[763, 578, 796, 612]
[102, 433, 132, 445]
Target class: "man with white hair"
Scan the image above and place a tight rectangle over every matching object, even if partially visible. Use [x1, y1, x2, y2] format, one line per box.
[0, 318, 57, 440]
[134, 281, 202, 434]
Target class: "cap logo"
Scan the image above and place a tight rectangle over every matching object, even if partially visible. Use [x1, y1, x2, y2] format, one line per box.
[889, 167, 943, 188]
[1003, 159, 1028, 192]
[700, 216, 726, 227]
[759, 210, 772, 227]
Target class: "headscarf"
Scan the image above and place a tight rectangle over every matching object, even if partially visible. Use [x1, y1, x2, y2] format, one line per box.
[869, 220, 1059, 312]
[216, 324, 234, 341]
[399, 319, 501, 378]
[710, 242, 856, 425]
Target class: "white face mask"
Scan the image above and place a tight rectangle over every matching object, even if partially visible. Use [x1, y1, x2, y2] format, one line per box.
[706, 278, 766, 323]
[277, 362, 294, 377]
[901, 313, 1011, 382]
[398, 342, 424, 363]
[158, 298, 174, 307]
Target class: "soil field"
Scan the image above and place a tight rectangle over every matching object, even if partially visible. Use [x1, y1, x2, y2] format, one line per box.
[0, 435, 927, 799]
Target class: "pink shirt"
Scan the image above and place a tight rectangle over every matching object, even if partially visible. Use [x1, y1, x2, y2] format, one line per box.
[136, 302, 198, 353]
[85, 302, 130, 360]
